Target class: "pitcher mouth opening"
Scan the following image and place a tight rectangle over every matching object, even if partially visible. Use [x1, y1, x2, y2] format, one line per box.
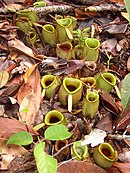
[63, 78, 82, 94]
[41, 75, 56, 88]
[43, 24, 55, 33]
[85, 38, 100, 49]
[102, 73, 116, 85]
[57, 42, 72, 52]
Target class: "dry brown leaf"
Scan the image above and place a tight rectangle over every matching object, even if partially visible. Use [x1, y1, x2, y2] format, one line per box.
[113, 162, 130, 173]
[116, 102, 130, 130]
[17, 83, 32, 103]
[0, 71, 9, 88]
[0, 117, 35, 139]
[8, 39, 35, 58]
[109, 0, 124, 4]
[99, 89, 119, 115]
[58, 161, 107, 173]
[96, 112, 113, 132]
[24, 63, 39, 83]
[18, 67, 41, 125]
[0, 138, 28, 170]
[19, 92, 36, 125]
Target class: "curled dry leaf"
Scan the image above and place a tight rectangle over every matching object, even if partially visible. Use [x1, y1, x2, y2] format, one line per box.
[58, 161, 107, 173]
[8, 39, 35, 58]
[0, 117, 36, 139]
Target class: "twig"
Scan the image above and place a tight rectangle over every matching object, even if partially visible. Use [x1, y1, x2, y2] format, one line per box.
[53, 141, 75, 158]
[84, 3, 125, 12]
[108, 134, 130, 141]
[29, 5, 74, 15]
[0, 5, 74, 15]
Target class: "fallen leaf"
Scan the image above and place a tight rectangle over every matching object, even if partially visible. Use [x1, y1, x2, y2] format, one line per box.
[17, 83, 33, 103]
[0, 117, 35, 139]
[8, 39, 35, 58]
[58, 160, 107, 173]
[96, 112, 113, 132]
[109, 0, 124, 4]
[107, 166, 121, 173]
[0, 138, 28, 170]
[81, 128, 107, 147]
[113, 162, 130, 173]
[115, 102, 130, 130]
[99, 89, 120, 115]
[7, 3, 22, 12]
[17, 67, 42, 125]
[104, 23, 128, 34]
[24, 63, 39, 83]
[19, 92, 37, 125]
[101, 38, 117, 56]
[0, 71, 9, 88]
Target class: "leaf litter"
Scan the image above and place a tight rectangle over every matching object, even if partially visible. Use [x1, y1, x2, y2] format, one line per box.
[0, 0, 130, 172]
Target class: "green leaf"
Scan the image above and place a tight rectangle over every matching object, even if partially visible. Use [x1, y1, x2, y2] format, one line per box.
[44, 124, 72, 141]
[82, 27, 90, 33]
[121, 73, 130, 110]
[124, 0, 130, 24]
[7, 131, 33, 146]
[34, 142, 57, 173]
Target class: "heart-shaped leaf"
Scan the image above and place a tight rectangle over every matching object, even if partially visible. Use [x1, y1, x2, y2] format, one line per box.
[7, 131, 33, 146]
[44, 124, 72, 141]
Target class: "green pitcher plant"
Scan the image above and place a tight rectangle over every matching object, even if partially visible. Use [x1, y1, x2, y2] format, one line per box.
[16, 17, 32, 33]
[56, 18, 73, 43]
[85, 38, 100, 62]
[44, 110, 66, 126]
[73, 44, 86, 59]
[42, 24, 56, 45]
[93, 142, 118, 168]
[55, 139, 69, 162]
[33, 1, 46, 8]
[26, 29, 37, 45]
[82, 90, 99, 118]
[41, 74, 59, 99]
[17, 9, 39, 22]
[58, 77, 82, 112]
[96, 72, 116, 92]
[80, 77, 96, 89]
[65, 16, 77, 29]
[71, 141, 89, 161]
[56, 42, 73, 60]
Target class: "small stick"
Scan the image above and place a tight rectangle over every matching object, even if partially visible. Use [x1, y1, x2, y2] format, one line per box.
[84, 3, 125, 12]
